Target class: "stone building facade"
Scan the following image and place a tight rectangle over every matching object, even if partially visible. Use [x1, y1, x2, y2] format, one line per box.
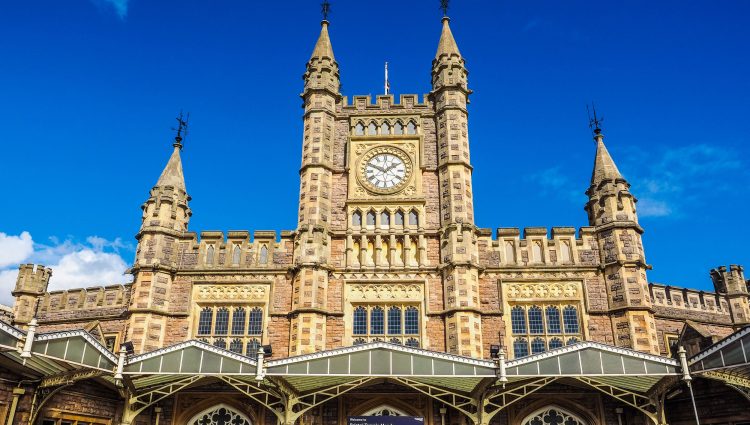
[1, 11, 749, 425]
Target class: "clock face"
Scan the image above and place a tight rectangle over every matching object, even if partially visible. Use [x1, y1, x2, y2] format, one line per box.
[359, 148, 411, 193]
[365, 153, 406, 189]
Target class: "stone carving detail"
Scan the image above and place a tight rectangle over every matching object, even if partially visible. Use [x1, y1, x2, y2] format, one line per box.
[506, 282, 579, 299]
[349, 283, 423, 301]
[196, 284, 268, 301]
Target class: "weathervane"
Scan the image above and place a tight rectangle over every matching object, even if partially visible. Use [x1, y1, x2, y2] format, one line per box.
[172, 110, 190, 149]
[587, 103, 603, 136]
[321, 0, 331, 21]
[440, 0, 450, 17]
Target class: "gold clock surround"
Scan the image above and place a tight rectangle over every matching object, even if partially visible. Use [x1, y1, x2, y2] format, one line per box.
[357, 146, 413, 195]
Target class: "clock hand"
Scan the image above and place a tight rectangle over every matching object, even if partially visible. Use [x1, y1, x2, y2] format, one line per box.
[371, 164, 388, 173]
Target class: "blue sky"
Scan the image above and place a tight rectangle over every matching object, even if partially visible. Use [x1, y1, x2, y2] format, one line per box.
[1, 0, 748, 303]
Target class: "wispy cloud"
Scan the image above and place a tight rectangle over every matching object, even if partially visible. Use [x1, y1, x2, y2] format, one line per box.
[90, 0, 129, 19]
[0, 232, 134, 306]
[625, 144, 744, 218]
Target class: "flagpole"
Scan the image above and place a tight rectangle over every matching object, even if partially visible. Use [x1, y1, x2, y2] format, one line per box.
[385, 62, 389, 95]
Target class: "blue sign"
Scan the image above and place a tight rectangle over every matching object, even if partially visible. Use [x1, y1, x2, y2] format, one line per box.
[348, 417, 424, 425]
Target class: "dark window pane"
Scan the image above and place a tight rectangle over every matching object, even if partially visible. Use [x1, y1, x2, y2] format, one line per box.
[248, 307, 263, 335]
[528, 306, 544, 334]
[531, 337, 546, 354]
[511, 306, 526, 334]
[513, 338, 528, 358]
[563, 306, 579, 334]
[353, 306, 367, 335]
[232, 308, 246, 335]
[546, 306, 561, 334]
[215, 308, 229, 335]
[198, 308, 213, 335]
[371, 307, 384, 335]
[387, 307, 402, 334]
[404, 307, 419, 334]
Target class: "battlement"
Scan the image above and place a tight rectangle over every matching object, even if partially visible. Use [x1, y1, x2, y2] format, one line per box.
[649, 282, 731, 318]
[174, 229, 295, 269]
[476, 226, 600, 267]
[710, 264, 749, 294]
[340, 94, 432, 111]
[13, 263, 52, 295]
[39, 284, 131, 319]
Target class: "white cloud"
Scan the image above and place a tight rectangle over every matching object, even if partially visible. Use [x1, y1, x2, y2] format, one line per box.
[0, 231, 34, 268]
[0, 232, 133, 306]
[90, 0, 129, 19]
[636, 198, 672, 218]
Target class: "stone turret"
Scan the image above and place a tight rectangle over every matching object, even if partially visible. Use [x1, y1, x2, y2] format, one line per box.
[585, 128, 659, 354]
[127, 131, 191, 353]
[12, 264, 51, 327]
[290, 18, 341, 355]
[711, 265, 750, 325]
[429, 15, 483, 358]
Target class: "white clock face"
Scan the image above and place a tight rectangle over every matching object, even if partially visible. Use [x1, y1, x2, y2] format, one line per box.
[365, 153, 406, 189]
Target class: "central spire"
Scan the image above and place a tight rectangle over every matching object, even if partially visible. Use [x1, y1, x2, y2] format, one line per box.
[435, 16, 461, 58]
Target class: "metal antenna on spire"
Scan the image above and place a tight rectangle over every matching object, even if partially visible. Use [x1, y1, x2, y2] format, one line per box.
[440, 0, 450, 17]
[172, 110, 190, 149]
[321, 0, 331, 21]
[587, 103, 603, 136]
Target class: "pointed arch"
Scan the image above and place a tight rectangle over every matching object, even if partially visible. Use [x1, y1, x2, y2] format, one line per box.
[393, 120, 404, 135]
[232, 245, 241, 265]
[185, 403, 253, 425]
[394, 209, 405, 226]
[206, 245, 215, 265]
[368, 121, 378, 135]
[352, 210, 363, 227]
[380, 121, 391, 135]
[520, 405, 588, 425]
[504, 240, 516, 263]
[258, 245, 268, 264]
[354, 122, 365, 136]
[366, 210, 376, 226]
[406, 120, 417, 135]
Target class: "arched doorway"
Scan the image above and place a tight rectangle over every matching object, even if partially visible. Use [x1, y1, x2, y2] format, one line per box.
[521, 406, 586, 425]
[188, 404, 253, 425]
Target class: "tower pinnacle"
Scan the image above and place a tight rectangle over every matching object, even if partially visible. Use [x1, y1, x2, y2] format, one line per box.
[435, 15, 461, 58]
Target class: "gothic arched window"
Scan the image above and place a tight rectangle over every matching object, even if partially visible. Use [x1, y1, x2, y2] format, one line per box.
[232, 245, 241, 265]
[513, 338, 529, 358]
[380, 212, 390, 228]
[353, 307, 367, 335]
[549, 337, 563, 350]
[545, 306, 561, 334]
[404, 307, 419, 334]
[521, 407, 585, 425]
[388, 307, 401, 334]
[213, 338, 226, 349]
[352, 211, 362, 227]
[232, 307, 246, 335]
[394, 122, 404, 135]
[405, 337, 420, 348]
[368, 122, 377, 135]
[366, 211, 376, 226]
[198, 308, 213, 335]
[511, 306, 526, 334]
[229, 338, 243, 354]
[381, 122, 391, 135]
[248, 307, 263, 335]
[353, 337, 366, 345]
[214, 307, 229, 335]
[528, 306, 544, 334]
[190, 405, 252, 425]
[394, 210, 405, 226]
[371, 306, 384, 335]
[567, 337, 579, 346]
[406, 120, 417, 135]
[531, 337, 546, 354]
[206, 245, 215, 265]
[247, 339, 261, 358]
[563, 306, 579, 334]
[258, 245, 268, 265]
[408, 210, 419, 226]
[354, 122, 365, 136]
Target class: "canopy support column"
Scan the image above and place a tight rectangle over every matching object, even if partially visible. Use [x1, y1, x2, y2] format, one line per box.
[677, 346, 701, 425]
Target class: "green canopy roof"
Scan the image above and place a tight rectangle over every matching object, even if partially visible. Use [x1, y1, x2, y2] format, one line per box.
[689, 325, 750, 388]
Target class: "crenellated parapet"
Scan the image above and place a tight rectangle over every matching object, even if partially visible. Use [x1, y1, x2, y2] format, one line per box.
[476, 226, 600, 268]
[37, 284, 131, 323]
[174, 230, 295, 270]
[340, 94, 432, 112]
[12, 263, 52, 326]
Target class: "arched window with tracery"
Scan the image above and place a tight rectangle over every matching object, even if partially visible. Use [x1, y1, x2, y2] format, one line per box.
[521, 406, 586, 425]
[198, 308, 213, 335]
[513, 338, 529, 358]
[352, 211, 362, 227]
[366, 211, 376, 226]
[381, 122, 391, 135]
[395, 210, 405, 226]
[531, 337, 546, 354]
[563, 306, 579, 333]
[248, 307, 263, 335]
[549, 337, 563, 350]
[380, 211, 390, 228]
[394, 122, 404, 135]
[408, 210, 419, 226]
[511, 306, 526, 334]
[388, 307, 401, 334]
[353, 307, 367, 335]
[545, 306, 561, 334]
[370, 306, 384, 335]
[406, 120, 417, 134]
[368, 122, 377, 135]
[232, 307, 246, 335]
[528, 306, 543, 334]
[404, 307, 419, 334]
[189, 405, 252, 425]
[214, 307, 229, 335]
